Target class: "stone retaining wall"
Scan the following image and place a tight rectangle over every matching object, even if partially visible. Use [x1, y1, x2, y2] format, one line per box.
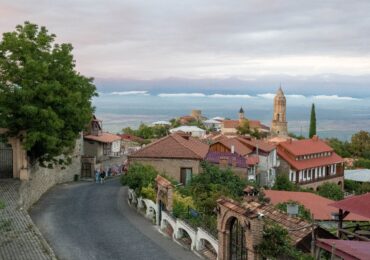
[19, 138, 82, 210]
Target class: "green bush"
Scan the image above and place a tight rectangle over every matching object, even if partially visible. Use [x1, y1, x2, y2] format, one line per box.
[273, 174, 298, 191]
[0, 200, 5, 210]
[317, 182, 344, 201]
[120, 163, 158, 195]
[353, 158, 370, 169]
[141, 184, 156, 201]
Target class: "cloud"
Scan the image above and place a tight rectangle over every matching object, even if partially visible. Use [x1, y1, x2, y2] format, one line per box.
[158, 93, 206, 97]
[110, 91, 149, 95]
[257, 93, 275, 99]
[312, 95, 360, 101]
[208, 94, 252, 98]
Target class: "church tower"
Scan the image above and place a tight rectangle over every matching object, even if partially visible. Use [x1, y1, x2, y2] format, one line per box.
[271, 87, 288, 136]
[238, 107, 245, 121]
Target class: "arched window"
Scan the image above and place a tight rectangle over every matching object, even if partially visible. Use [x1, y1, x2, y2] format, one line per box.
[229, 218, 247, 260]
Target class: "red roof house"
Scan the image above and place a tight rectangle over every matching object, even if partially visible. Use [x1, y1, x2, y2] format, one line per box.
[277, 136, 345, 190]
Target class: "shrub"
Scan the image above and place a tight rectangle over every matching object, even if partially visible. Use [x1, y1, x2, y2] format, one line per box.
[317, 182, 344, 201]
[0, 200, 5, 210]
[120, 163, 158, 195]
[273, 174, 298, 191]
[141, 184, 156, 201]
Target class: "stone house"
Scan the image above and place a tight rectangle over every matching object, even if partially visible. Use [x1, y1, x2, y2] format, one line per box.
[128, 133, 209, 185]
[82, 116, 124, 177]
[277, 136, 345, 190]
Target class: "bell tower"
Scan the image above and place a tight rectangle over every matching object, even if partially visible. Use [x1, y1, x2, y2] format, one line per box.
[271, 87, 288, 136]
[238, 107, 245, 121]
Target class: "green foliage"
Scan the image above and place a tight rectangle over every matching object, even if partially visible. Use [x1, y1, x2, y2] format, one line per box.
[353, 158, 370, 169]
[236, 119, 250, 135]
[256, 222, 313, 259]
[326, 138, 352, 158]
[317, 182, 344, 201]
[122, 123, 169, 139]
[179, 162, 250, 215]
[0, 200, 5, 210]
[275, 200, 312, 221]
[351, 131, 370, 159]
[0, 22, 96, 164]
[273, 174, 298, 191]
[344, 179, 370, 195]
[120, 163, 158, 195]
[141, 184, 156, 201]
[289, 132, 305, 140]
[309, 103, 317, 138]
[172, 191, 195, 219]
[169, 118, 181, 128]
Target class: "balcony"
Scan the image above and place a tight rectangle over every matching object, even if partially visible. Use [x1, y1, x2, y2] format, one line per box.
[297, 171, 344, 185]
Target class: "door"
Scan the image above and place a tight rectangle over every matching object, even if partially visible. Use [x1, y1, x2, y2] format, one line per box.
[81, 162, 92, 178]
[0, 142, 13, 178]
[180, 168, 192, 185]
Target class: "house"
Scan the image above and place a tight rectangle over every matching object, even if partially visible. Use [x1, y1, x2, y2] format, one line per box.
[203, 119, 222, 131]
[205, 151, 258, 181]
[264, 190, 369, 222]
[277, 136, 345, 190]
[119, 134, 144, 155]
[82, 116, 124, 177]
[209, 136, 278, 186]
[220, 107, 270, 135]
[169, 126, 206, 138]
[128, 133, 209, 185]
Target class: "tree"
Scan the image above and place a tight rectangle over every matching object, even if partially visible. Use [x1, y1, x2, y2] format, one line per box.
[317, 182, 344, 201]
[309, 103, 316, 138]
[0, 22, 96, 164]
[273, 174, 297, 191]
[351, 131, 370, 159]
[120, 163, 158, 195]
[236, 119, 250, 135]
[327, 138, 352, 158]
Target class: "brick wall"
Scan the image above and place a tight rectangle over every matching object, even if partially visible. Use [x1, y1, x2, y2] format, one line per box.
[19, 137, 82, 210]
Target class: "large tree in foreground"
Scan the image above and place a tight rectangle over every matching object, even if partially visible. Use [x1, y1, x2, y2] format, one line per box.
[309, 103, 316, 138]
[0, 22, 96, 165]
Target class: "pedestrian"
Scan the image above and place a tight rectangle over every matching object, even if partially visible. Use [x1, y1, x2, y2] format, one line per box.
[100, 170, 106, 184]
[95, 169, 100, 184]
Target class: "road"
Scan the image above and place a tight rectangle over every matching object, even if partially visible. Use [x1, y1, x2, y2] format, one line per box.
[30, 178, 198, 260]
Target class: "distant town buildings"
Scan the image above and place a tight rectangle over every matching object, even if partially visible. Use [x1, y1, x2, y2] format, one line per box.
[169, 125, 206, 138]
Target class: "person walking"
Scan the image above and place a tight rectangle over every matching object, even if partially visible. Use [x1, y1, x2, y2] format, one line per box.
[95, 169, 100, 184]
[100, 170, 106, 184]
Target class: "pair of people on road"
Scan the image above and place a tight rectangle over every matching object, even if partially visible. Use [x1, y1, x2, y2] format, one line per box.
[95, 169, 106, 184]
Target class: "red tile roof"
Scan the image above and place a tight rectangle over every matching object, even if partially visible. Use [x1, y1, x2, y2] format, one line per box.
[237, 137, 276, 153]
[218, 138, 253, 156]
[279, 137, 333, 156]
[329, 193, 370, 219]
[265, 190, 369, 221]
[246, 155, 259, 165]
[119, 134, 144, 142]
[84, 132, 121, 143]
[317, 239, 370, 260]
[129, 133, 209, 160]
[277, 145, 344, 171]
[156, 175, 173, 188]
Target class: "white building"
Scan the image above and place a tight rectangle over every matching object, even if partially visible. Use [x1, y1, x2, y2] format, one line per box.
[169, 126, 206, 138]
[152, 120, 171, 126]
[204, 119, 222, 131]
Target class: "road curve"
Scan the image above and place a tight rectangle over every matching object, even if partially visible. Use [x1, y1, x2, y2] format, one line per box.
[30, 178, 198, 260]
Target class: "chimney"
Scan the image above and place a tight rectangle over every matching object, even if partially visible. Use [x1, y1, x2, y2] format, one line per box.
[231, 145, 235, 154]
[312, 135, 319, 141]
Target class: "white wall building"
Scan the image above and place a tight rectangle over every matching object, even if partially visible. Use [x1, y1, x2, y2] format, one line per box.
[169, 126, 206, 138]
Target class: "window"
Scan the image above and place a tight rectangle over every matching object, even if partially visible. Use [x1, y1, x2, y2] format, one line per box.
[180, 168, 192, 185]
[229, 218, 247, 260]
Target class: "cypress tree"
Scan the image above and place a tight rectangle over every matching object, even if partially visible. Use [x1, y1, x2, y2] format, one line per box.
[309, 103, 317, 138]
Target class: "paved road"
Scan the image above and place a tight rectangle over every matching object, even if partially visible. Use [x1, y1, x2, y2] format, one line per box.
[30, 178, 198, 260]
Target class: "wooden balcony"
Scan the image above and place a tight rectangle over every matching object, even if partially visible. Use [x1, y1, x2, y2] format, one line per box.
[297, 171, 344, 185]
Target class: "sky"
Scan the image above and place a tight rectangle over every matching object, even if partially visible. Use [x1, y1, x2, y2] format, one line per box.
[1, 0, 370, 92]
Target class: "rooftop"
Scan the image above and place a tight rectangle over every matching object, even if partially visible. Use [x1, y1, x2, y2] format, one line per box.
[129, 133, 209, 160]
[279, 136, 333, 156]
[317, 239, 370, 260]
[345, 169, 370, 183]
[84, 132, 121, 143]
[169, 126, 206, 133]
[264, 190, 369, 221]
[329, 193, 370, 219]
